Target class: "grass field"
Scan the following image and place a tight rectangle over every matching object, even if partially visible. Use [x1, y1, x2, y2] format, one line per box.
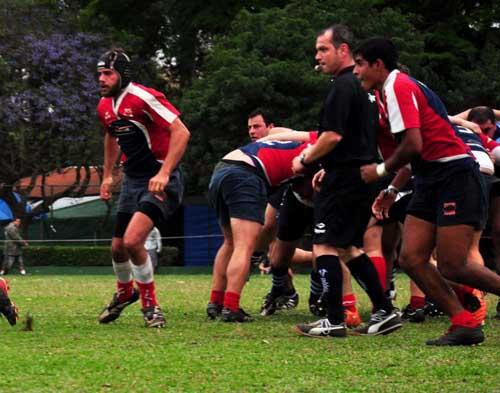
[1, 266, 500, 393]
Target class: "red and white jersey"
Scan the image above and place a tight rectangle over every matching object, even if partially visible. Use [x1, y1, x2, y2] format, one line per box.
[374, 90, 397, 161]
[97, 82, 180, 164]
[240, 132, 319, 186]
[382, 70, 469, 163]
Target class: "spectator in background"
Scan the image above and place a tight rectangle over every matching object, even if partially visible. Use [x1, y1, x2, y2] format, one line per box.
[145, 227, 162, 273]
[1, 218, 28, 276]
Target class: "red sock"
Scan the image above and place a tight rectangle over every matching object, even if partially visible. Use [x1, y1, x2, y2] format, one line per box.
[342, 293, 357, 313]
[117, 280, 135, 302]
[369, 256, 387, 292]
[210, 290, 225, 305]
[223, 291, 240, 312]
[410, 295, 426, 309]
[452, 284, 475, 304]
[451, 310, 479, 328]
[0, 278, 9, 296]
[136, 281, 158, 309]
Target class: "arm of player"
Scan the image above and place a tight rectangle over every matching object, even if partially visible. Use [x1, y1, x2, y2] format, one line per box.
[371, 165, 412, 220]
[100, 132, 121, 200]
[448, 115, 482, 134]
[149, 118, 191, 195]
[259, 129, 310, 142]
[360, 128, 422, 183]
[292, 131, 342, 174]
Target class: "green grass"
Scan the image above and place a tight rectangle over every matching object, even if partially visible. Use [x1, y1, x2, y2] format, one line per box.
[1, 267, 500, 393]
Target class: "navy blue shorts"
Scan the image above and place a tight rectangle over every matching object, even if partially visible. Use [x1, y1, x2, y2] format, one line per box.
[408, 163, 487, 229]
[208, 161, 268, 226]
[114, 168, 184, 236]
[313, 167, 377, 248]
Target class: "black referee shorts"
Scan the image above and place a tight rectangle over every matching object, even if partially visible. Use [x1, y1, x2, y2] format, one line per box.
[313, 167, 376, 248]
[277, 185, 313, 242]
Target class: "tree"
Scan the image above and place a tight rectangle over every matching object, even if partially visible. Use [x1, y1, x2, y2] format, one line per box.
[381, 0, 500, 111]
[0, 1, 108, 225]
[179, 0, 423, 195]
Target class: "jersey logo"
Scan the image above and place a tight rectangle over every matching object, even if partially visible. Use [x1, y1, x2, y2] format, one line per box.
[368, 93, 376, 103]
[123, 108, 134, 117]
[104, 111, 112, 120]
[314, 222, 326, 234]
[443, 202, 457, 216]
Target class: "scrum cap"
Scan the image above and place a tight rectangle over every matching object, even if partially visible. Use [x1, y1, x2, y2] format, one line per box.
[97, 49, 132, 88]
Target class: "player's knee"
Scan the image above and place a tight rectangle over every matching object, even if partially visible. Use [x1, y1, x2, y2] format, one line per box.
[398, 251, 418, 272]
[123, 233, 143, 254]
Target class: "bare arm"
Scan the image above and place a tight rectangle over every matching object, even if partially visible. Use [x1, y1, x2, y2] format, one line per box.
[292, 131, 342, 174]
[148, 118, 191, 194]
[100, 132, 120, 200]
[259, 129, 311, 142]
[360, 128, 421, 183]
[385, 128, 422, 173]
[448, 115, 481, 134]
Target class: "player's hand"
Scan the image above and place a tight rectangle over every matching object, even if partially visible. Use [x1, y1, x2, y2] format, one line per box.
[100, 177, 113, 200]
[360, 163, 379, 183]
[292, 155, 305, 174]
[372, 190, 397, 220]
[488, 149, 496, 164]
[312, 169, 326, 192]
[149, 172, 170, 198]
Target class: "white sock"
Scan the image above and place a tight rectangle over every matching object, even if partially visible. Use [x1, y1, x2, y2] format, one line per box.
[132, 255, 154, 284]
[112, 259, 133, 283]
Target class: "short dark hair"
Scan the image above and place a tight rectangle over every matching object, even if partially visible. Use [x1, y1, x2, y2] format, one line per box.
[354, 37, 398, 71]
[467, 106, 496, 124]
[319, 24, 354, 50]
[248, 109, 273, 126]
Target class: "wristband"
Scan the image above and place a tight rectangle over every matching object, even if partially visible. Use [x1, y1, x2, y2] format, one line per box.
[376, 163, 389, 177]
[384, 185, 399, 195]
[300, 153, 313, 167]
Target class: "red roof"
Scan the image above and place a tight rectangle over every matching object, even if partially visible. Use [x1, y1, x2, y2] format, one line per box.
[16, 167, 123, 199]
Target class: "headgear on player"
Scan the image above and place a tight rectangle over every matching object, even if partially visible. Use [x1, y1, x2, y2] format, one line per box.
[97, 48, 132, 89]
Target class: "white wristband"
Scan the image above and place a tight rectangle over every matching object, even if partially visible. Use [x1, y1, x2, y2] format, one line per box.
[376, 163, 388, 177]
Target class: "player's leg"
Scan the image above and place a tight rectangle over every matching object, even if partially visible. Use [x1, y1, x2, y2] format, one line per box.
[0, 277, 18, 326]
[222, 217, 262, 322]
[207, 224, 232, 319]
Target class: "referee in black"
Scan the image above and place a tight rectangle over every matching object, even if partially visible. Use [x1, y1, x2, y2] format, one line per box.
[293, 24, 401, 337]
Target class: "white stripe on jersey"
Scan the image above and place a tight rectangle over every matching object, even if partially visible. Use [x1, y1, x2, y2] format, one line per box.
[384, 70, 416, 134]
[112, 84, 131, 116]
[128, 83, 178, 124]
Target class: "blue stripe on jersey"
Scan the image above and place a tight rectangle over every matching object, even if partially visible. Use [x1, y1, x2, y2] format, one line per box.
[454, 126, 487, 153]
[410, 76, 458, 132]
[240, 140, 303, 155]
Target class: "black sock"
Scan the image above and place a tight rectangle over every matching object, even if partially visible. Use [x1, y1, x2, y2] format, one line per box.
[270, 266, 288, 296]
[309, 269, 323, 303]
[348, 253, 392, 312]
[316, 255, 344, 325]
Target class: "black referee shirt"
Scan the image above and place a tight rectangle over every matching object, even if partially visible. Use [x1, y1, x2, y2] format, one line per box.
[318, 65, 379, 171]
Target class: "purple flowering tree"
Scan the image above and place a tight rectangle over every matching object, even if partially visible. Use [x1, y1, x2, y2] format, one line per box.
[0, 31, 107, 222]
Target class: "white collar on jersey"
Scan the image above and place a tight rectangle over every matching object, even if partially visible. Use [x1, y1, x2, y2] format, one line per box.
[383, 69, 400, 92]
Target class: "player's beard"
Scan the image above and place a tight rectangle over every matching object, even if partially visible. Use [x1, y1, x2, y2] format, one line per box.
[100, 78, 122, 98]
